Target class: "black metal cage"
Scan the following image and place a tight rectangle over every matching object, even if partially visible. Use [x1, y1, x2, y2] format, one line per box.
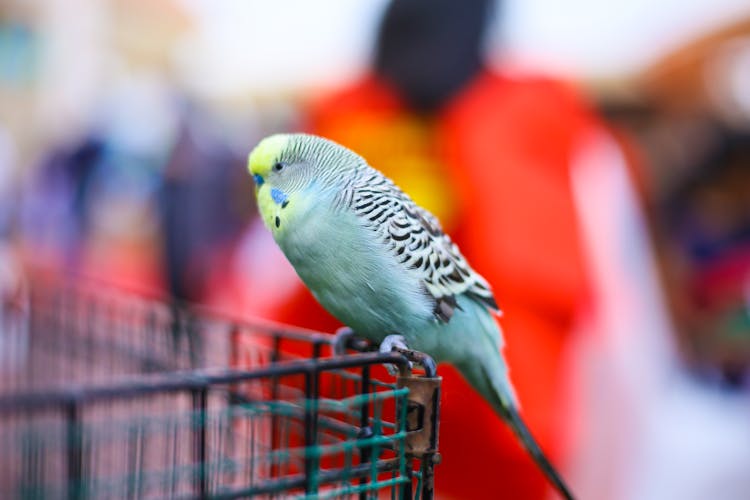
[0, 274, 440, 499]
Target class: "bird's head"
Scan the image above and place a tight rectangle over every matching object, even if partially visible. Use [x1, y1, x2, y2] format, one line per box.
[247, 133, 364, 234]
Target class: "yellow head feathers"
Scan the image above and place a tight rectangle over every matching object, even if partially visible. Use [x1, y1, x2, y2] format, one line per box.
[247, 134, 289, 178]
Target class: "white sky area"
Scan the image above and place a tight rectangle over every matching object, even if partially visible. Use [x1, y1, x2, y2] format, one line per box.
[502, 0, 750, 75]
[175, 0, 750, 96]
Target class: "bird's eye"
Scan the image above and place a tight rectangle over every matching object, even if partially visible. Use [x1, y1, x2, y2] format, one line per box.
[272, 162, 284, 173]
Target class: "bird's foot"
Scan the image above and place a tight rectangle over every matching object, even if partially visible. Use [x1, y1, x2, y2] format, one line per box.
[379, 334, 412, 376]
[332, 327, 356, 356]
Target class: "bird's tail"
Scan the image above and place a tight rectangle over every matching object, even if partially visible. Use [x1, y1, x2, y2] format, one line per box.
[502, 404, 575, 500]
[453, 301, 575, 499]
[457, 356, 575, 500]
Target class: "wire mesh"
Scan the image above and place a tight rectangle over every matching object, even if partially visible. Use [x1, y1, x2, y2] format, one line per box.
[0, 273, 438, 499]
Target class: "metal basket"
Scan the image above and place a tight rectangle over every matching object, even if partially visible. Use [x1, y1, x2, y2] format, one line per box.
[0, 274, 441, 499]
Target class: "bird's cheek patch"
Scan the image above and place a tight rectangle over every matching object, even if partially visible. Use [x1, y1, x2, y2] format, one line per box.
[270, 188, 288, 206]
[255, 187, 279, 232]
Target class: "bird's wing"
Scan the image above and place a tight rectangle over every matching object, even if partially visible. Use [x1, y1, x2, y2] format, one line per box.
[350, 168, 499, 323]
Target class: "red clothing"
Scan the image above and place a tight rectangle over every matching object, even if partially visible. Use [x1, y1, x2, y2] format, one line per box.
[255, 71, 601, 497]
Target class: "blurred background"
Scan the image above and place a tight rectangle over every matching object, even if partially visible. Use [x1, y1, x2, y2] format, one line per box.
[1, 0, 750, 498]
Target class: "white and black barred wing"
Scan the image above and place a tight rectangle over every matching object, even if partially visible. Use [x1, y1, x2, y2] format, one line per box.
[349, 168, 499, 323]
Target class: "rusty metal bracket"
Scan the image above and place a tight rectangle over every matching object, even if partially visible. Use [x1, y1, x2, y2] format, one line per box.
[397, 374, 441, 459]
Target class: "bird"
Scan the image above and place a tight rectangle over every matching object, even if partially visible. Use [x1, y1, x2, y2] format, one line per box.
[247, 133, 575, 499]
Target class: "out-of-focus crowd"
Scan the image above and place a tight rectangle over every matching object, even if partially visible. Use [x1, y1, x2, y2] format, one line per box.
[1, 1, 749, 499]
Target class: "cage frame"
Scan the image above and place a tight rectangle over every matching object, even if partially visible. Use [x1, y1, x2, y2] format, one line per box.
[0, 276, 441, 499]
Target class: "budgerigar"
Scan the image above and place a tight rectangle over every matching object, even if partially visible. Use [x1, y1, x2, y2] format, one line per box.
[247, 133, 574, 499]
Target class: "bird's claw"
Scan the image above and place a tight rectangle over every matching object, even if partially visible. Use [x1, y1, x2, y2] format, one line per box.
[379, 334, 412, 376]
[332, 327, 355, 356]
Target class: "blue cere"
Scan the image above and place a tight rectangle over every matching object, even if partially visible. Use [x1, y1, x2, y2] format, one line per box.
[253, 174, 264, 186]
[271, 188, 288, 205]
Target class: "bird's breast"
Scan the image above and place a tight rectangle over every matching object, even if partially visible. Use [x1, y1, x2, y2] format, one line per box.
[277, 208, 433, 341]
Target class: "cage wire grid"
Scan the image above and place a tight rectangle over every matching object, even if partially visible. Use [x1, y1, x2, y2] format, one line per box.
[0, 274, 440, 499]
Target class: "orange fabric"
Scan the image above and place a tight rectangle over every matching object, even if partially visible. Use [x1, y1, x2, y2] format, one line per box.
[258, 72, 599, 497]
[309, 79, 461, 231]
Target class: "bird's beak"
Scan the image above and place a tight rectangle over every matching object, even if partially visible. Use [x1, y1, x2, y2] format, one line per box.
[252, 174, 264, 188]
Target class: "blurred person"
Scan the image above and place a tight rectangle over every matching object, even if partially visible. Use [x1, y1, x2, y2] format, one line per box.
[228, 0, 626, 497]
[569, 119, 750, 500]
[156, 101, 253, 365]
[570, 19, 750, 500]
[628, 125, 750, 500]
[157, 101, 252, 305]
[17, 75, 173, 290]
[658, 128, 750, 384]
[18, 135, 106, 269]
